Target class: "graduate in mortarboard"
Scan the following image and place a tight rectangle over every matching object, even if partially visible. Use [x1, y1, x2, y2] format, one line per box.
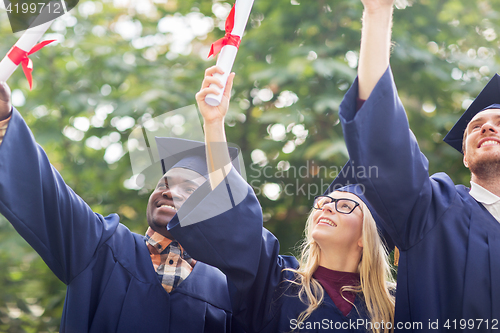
[168, 66, 396, 333]
[0, 81, 245, 332]
[338, 0, 500, 331]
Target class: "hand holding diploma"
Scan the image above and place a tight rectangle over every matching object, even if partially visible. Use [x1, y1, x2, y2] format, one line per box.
[205, 0, 255, 106]
[197, 66, 235, 124]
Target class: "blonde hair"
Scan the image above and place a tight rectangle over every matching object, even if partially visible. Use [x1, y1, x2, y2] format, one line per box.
[287, 196, 395, 333]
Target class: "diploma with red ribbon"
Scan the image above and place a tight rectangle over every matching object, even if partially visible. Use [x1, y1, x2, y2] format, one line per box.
[4, 40, 55, 90]
[207, 5, 241, 59]
[0, 6, 57, 90]
[205, 0, 255, 106]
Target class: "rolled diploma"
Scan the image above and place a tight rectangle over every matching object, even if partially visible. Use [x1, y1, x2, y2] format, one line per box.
[205, 0, 255, 106]
[0, 4, 57, 82]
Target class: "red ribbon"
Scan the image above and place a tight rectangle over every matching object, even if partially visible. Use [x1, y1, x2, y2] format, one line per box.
[7, 39, 55, 90]
[208, 4, 241, 58]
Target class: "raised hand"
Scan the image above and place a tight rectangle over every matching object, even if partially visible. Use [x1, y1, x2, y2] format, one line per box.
[0, 82, 12, 121]
[196, 66, 236, 190]
[195, 66, 235, 125]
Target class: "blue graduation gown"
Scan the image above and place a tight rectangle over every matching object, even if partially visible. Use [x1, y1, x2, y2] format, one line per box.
[0, 108, 242, 333]
[169, 169, 373, 333]
[339, 68, 500, 332]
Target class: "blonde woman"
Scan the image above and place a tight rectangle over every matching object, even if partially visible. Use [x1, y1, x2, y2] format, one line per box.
[168, 67, 395, 333]
[286, 182, 396, 333]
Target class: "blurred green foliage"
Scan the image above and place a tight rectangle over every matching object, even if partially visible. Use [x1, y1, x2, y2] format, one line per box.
[1, 0, 500, 330]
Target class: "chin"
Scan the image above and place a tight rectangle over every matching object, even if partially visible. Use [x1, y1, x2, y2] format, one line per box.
[154, 217, 173, 229]
[311, 229, 321, 243]
[469, 155, 500, 177]
[311, 229, 332, 245]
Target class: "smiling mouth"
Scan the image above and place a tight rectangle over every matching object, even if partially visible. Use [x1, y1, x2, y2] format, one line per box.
[479, 140, 500, 148]
[160, 204, 177, 211]
[318, 218, 337, 227]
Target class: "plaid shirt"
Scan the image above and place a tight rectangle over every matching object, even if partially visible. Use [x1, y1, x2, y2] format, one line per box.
[0, 115, 10, 146]
[145, 227, 196, 293]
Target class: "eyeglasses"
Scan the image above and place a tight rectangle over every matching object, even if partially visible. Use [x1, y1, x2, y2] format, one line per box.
[313, 196, 360, 214]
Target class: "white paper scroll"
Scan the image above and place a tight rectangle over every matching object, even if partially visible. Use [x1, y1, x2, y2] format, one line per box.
[205, 0, 255, 106]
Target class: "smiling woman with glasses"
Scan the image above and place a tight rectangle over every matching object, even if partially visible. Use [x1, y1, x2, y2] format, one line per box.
[282, 185, 396, 332]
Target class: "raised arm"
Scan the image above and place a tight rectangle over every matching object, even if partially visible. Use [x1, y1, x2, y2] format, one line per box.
[169, 164, 295, 332]
[0, 84, 118, 284]
[358, 0, 394, 99]
[339, 0, 457, 250]
[169, 68, 295, 332]
[195, 66, 235, 190]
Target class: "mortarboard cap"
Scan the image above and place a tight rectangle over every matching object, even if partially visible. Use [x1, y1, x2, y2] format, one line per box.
[137, 137, 241, 190]
[323, 160, 396, 254]
[443, 74, 500, 154]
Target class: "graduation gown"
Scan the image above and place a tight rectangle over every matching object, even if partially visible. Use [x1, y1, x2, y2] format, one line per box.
[0, 108, 242, 333]
[169, 169, 373, 333]
[339, 67, 500, 332]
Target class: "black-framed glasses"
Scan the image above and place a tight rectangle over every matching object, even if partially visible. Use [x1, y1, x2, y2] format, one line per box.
[313, 196, 360, 214]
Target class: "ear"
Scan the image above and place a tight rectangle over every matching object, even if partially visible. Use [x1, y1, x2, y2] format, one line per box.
[357, 237, 363, 248]
[463, 154, 469, 168]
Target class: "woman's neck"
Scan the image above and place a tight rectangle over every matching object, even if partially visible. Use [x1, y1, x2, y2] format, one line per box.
[318, 247, 361, 273]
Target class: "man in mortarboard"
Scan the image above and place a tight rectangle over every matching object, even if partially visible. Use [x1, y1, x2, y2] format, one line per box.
[0, 81, 245, 332]
[336, 0, 500, 331]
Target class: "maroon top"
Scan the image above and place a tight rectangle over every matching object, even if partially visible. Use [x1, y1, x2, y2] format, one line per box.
[313, 266, 360, 316]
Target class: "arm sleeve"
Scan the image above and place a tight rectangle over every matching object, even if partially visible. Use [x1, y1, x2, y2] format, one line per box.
[169, 169, 295, 332]
[0, 108, 119, 284]
[339, 67, 456, 250]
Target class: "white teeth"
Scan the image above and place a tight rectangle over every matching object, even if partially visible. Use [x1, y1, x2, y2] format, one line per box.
[319, 218, 337, 227]
[480, 140, 500, 148]
[160, 205, 177, 211]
